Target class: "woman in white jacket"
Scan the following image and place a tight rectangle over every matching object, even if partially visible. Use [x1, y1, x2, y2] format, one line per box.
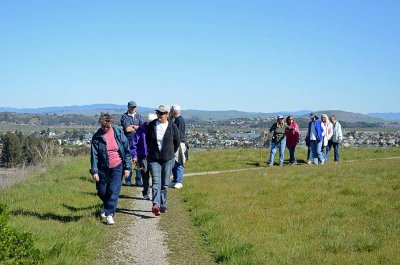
[321, 114, 333, 161]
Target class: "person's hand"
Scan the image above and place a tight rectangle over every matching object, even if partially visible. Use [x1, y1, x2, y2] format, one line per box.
[92, 173, 99, 182]
[123, 170, 130, 178]
[132, 157, 137, 165]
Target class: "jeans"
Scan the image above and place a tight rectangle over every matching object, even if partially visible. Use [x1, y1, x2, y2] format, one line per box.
[137, 157, 150, 196]
[307, 146, 312, 162]
[321, 145, 328, 161]
[269, 138, 286, 165]
[172, 162, 184, 184]
[310, 140, 324, 164]
[96, 164, 122, 217]
[326, 141, 340, 162]
[287, 146, 297, 163]
[149, 158, 175, 208]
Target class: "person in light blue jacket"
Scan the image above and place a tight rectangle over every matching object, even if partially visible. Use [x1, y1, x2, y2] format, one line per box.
[326, 114, 343, 162]
[306, 113, 326, 165]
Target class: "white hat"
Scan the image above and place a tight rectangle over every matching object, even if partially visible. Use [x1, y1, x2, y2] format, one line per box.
[146, 113, 158, 123]
[170, 104, 182, 112]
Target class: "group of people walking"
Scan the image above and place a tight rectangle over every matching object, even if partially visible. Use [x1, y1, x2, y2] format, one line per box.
[89, 101, 187, 224]
[266, 112, 343, 166]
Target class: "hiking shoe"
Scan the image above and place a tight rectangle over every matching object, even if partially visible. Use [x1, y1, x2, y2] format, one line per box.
[152, 205, 160, 216]
[135, 181, 143, 187]
[160, 207, 167, 213]
[174, 183, 183, 189]
[106, 215, 115, 225]
[100, 206, 106, 218]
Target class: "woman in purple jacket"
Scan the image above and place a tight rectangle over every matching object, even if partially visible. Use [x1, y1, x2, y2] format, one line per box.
[130, 113, 158, 200]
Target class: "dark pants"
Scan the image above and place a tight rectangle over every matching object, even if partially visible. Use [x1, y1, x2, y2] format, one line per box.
[96, 164, 122, 216]
[137, 156, 150, 196]
[327, 141, 340, 162]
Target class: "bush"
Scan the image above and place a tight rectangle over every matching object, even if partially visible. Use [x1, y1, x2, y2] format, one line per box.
[0, 204, 43, 264]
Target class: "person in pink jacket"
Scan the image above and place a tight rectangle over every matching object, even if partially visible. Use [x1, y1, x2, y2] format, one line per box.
[285, 115, 300, 164]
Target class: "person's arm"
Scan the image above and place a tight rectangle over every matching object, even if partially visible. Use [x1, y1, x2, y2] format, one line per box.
[120, 133, 132, 178]
[90, 136, 100, 182]
[172, 124, 181, 153]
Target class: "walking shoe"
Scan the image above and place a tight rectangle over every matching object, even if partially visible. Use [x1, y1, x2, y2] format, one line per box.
[307, 160, 312, 165]
[100, 206, 106, 218]
[268, 163, 273, 167]
[174, 183, 183, 189]
[106, 215, 115, 225]
[160, 206, 167, 213]
[135, 181, 143, 187]
[169, 182, 176, 188]
[143, 194, 151, 201]
[152, 205, 160, 216]
[125, 181, 133, 186]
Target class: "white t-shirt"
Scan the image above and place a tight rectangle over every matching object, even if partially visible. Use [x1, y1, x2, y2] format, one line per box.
[156, 120, 169, 151]
[310, 122, 317, 141]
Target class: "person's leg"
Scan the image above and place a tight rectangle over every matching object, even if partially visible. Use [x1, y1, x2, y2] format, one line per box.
[139, 158, 150, 198]
[104, 164, 123, 217]
[334, 142, 340, 162]
[96, 170, 107, 204]
[288, 147, 294, 163]
[172, 161, 179, 184]
[326, 141, 332, 162]
[310, 140, 318, 164]
[307, 145, 312, 163]
[135, 169, 143, 186]
[321, 146, 327, 162]
[148, 160, 161, 208]
[278, 138, 286, 165]
[160, 158, 174, 209]
[268, 141, 277, 166]
[176, 163, 184, 184]
[316, 141, 324, 164]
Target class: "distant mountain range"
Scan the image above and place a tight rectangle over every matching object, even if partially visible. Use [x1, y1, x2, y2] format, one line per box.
[0, 104, 399, 122]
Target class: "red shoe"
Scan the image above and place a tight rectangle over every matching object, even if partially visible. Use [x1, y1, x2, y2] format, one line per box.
[152, 205, 160, 216]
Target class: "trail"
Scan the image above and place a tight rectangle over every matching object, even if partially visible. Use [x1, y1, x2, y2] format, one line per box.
[97, 186, 169, 265]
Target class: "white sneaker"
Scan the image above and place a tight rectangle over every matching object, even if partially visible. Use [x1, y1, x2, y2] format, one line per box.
[106, 215, 115, 225]
[174, 183, 183, 189]
[100, 206, 106, 218]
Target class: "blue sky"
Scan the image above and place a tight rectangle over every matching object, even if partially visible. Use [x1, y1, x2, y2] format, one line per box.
[1, 0, 399, 113]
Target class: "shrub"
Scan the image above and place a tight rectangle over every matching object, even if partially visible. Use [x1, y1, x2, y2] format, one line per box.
[0, 204, 43, 264]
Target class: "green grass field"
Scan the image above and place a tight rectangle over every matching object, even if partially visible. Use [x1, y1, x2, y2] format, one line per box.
[176, 148, 400, 264]
[1, 147, 399, 264]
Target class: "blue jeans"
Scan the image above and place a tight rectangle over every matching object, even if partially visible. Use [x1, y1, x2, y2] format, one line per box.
[96, 164, 122, 216]
[149, 158, 175, 208]
[287, 146, 297, 163]
[269, 138, 286, 165]
[310, 140, 324, 164]
[172, 162, 184, 184]
[326, 141, 340, 162]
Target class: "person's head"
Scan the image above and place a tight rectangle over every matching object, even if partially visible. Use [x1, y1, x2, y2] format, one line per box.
[321, 114, 328, 123]
[146, 113, 158, 124]
[286, 115, 294, 124]
[170, 104, 182, 118]
[330, 114, 337, 123]
[127, 101, 137, 114]
[99, 113, 114, 132]
[309, 112, 317, 122]
[277, 115, 284, 124]
[155, 104, 169, 123]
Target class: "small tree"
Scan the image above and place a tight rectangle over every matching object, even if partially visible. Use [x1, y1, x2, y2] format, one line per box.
[1, 132, 22, 168]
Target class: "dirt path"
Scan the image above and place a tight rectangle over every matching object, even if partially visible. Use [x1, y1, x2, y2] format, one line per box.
[98, 186, 170, 265]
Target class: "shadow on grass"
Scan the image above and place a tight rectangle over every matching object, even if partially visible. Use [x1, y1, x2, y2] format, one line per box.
[119, 194, 142, 200]
[11, 209, 83, 223]
[62, 203, 98, 212]
[117, 207, 155, 219]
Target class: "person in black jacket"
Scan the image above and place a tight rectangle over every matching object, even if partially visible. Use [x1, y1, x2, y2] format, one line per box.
[146, 104, 180, 216]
